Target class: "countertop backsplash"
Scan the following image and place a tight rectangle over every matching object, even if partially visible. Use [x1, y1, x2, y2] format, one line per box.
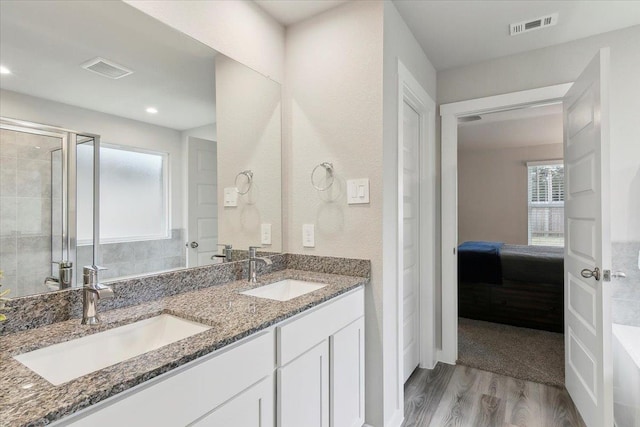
[0, 253, 369, 335]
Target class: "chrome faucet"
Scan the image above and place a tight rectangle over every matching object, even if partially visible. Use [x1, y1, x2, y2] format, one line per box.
[218, 244, 233, 262]
[82, 265, 114, 325]
[248, 246, 273, 284]
[44, 260, 74, 290]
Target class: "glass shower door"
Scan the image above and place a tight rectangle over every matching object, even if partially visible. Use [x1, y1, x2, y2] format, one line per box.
[0, 119, 100, 297]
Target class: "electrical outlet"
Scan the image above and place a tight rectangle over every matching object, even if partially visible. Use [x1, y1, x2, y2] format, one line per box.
[261, 223, 272, 245]
[302, 224, 315, 248]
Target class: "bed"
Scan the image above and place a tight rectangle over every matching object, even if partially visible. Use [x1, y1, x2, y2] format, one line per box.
[458, 241, 564, 332]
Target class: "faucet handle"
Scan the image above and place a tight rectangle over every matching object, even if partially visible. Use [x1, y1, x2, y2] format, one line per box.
[53, 260, 73, 268]
[218, 243, 232, 249]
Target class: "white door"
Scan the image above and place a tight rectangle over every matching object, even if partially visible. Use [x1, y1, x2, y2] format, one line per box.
[187, 137, 218, 268]
[402, 101, 421, 382]
[563, 47, 613, 427]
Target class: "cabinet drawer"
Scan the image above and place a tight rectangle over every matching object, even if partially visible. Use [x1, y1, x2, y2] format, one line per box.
[61, 330, 274, 427]
[277, 287, 364, 366]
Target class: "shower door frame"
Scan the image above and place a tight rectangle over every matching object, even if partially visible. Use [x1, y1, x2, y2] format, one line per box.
[0, 117, 101, 290]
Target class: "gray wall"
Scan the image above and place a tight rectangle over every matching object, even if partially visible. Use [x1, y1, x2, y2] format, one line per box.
[458, 143, 563, 245]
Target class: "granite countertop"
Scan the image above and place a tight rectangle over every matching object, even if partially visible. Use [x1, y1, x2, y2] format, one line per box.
[0, 269, 367, 427]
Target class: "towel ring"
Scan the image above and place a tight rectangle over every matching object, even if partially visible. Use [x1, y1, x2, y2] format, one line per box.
[235, 170, 253, 195]
[311, 162, 334, 191]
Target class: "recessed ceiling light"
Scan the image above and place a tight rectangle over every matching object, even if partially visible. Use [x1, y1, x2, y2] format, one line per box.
[0, 65, 11, 75]
[146, 107, 158, 114]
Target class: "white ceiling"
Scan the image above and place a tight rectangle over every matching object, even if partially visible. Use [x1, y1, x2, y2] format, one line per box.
[394, 0, 640, 70]
[458, 103, 563, 150]
[0, 1, 217, 131]
[254, 0, 348, 26]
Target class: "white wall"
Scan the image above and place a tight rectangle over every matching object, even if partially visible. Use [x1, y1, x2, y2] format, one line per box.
[283, 1, 386, 424]
[438, 25, 640, 242]
[0, 89, 185, 228]
[124, 0, 285, 84]
[382, 2, 437, 425]
[216, 55, 282, 251]
[458, 143, 563, 245]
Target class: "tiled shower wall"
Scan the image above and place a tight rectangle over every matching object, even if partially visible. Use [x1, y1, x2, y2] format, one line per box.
[612, 241, 640, 327]
[77, 229, 186, 282]
[0, 128, 60, 297]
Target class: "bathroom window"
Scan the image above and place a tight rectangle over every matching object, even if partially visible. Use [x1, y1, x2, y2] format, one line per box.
[527, 161, 564, 247]
[78, 144, 169, 243]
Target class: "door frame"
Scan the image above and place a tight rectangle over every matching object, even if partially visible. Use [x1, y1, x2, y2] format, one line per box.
[438, 83, 573, 364]
[397, 59, 437, 401]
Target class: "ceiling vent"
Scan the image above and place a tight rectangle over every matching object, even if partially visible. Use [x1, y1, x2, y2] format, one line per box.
[510, 13, 558, 36]
[81, 57, 133, 79]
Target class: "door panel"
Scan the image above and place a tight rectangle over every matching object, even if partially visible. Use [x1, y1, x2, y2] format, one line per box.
[278, 340, 329, 427]
[563, 48, 612, 427]
[402, 101, 420, 382]
[187, 137, 218, 267]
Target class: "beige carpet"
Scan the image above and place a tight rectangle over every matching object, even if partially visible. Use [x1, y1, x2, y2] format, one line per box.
[457, 317, 565, 388]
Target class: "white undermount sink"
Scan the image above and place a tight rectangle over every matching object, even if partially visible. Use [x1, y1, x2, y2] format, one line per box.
[13, 314, 211, 385]
[241, 279, 326, 301]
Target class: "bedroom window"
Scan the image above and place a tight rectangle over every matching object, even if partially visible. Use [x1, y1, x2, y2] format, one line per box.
[527, 161, 564, 247]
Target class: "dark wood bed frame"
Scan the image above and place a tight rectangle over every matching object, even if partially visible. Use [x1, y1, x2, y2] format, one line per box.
[458, 279, 564, 333]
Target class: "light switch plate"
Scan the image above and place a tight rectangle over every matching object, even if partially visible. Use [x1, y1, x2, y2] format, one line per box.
[261, 223, 272, 245]
[224, 187, 238, 207]
[302, 224, 315, 248]
[347, 179, 370, 204]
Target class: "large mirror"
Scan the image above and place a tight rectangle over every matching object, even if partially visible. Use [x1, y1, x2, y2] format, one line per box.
[0, 1, 282, 298]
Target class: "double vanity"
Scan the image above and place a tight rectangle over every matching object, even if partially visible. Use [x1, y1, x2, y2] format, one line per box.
[0, 254, 369, 427]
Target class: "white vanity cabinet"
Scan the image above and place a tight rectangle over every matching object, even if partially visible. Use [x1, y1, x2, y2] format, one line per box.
[57, 330, 275, 427]
[53, 286, 364, 427]
[277, 287, 365, 427]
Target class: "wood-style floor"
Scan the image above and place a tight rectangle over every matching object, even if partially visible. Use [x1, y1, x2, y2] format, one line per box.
[402, 363, 587, 427]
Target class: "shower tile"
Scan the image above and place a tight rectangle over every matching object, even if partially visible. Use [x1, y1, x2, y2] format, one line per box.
[17, 273, 51, 297]
[0, 236, 17, 275]
[76, 245, 94, 266]
[0, 156, 17, 197]
[102, 242, 135, 264]
[17, 197, 51, 236]
[133, 239, 164, 260]
[0, 129, 17, 158]
[17, 235, 51, 277]
[612, 298, 640, 327]
[15, 133, 59, 161]
[0, 272, 17, 293]
[163, 232, 185, 258]
[164, 256, 186, 270]
[101, 262, 136, 281]
[17, 158, 51, 198]
[0, 197, 17, 236]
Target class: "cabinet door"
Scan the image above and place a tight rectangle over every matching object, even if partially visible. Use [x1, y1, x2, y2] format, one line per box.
[190, 376, 274, 427]
[330, 317, 365, 427]
[278, 340, 329, 427]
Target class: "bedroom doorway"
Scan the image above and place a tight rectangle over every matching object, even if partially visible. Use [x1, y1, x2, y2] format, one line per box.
[440, 47, 614, 427]
[455, 104, 566, 387]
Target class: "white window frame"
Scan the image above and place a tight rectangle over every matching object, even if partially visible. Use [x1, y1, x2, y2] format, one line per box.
[526, 159, 564, 246]
[95, 143, 170, 245]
